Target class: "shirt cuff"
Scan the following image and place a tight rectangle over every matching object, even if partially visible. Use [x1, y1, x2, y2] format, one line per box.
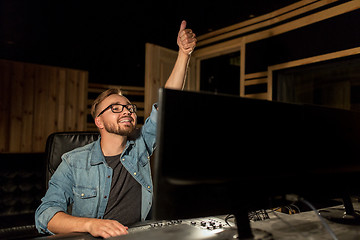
[149, 103, 158, 123]
[36, 207, 63, 235]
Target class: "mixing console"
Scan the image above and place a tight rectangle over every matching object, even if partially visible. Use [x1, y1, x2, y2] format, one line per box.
[128, 216, 234, 234]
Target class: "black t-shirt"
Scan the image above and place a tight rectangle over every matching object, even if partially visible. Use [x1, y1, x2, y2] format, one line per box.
[103, 154, 141, 226]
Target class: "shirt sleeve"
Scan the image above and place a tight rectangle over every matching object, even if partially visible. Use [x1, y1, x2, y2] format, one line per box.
[140, 103, 158, 155]
[35, 157, 74, 234]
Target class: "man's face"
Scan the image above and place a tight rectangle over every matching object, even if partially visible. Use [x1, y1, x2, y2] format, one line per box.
[96, 94, 137, 136]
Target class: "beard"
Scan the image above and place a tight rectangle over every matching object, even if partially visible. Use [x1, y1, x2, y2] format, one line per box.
[103, 121, 136, 136]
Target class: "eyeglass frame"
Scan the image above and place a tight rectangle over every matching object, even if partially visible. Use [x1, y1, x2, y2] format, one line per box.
[96, 103, 137, 117]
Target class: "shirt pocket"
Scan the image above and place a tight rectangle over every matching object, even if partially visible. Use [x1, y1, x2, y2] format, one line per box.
[139, 151, 151, 167]
[72, 185, 98, 217]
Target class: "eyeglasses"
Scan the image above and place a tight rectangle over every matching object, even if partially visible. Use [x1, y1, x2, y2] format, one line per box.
[97, 104, 137, 117]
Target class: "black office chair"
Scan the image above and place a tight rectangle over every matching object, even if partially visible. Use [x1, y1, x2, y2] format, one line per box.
[45, 131, 100, 186]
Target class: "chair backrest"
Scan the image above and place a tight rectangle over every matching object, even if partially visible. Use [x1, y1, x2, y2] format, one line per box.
[45, 131, 100, 187]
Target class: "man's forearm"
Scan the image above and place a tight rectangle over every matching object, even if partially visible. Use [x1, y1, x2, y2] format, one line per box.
[47, 211, 90, 234]
[164, 20, 196, 90]
[47, 211, 128, 238]
[164, 51, 190, 90]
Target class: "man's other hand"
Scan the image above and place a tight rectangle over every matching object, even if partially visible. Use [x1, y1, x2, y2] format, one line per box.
[85, 218, 128, 238]
[177, 20, 197, 55]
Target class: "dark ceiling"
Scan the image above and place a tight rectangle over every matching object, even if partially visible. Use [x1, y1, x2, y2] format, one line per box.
[0, 0, 298, 86]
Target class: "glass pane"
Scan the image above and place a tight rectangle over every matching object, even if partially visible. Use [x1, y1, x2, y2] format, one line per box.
[200, 51, 240, 95]
[273, 56, 360, 111]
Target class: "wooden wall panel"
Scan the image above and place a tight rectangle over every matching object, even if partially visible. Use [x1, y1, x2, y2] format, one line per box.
[144, 43, 177, 118]
[0, 60, 88, 153]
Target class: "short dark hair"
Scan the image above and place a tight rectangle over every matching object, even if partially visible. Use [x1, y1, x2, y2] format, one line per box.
[91, 88, 123, 119]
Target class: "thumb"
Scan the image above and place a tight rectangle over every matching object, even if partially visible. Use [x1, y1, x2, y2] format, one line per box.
[179, 20, 187, 33]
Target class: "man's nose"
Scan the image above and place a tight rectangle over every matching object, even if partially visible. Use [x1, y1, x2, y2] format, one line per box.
[122, 107, 132, 115]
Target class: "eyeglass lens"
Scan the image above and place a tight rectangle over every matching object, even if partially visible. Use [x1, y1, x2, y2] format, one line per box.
[112, 104, 136, 113]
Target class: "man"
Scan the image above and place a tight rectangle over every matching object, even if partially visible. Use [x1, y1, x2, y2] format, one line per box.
[35, 20, 196, 238]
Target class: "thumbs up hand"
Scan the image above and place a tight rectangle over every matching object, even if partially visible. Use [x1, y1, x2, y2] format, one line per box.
[177, 20, 197, 55]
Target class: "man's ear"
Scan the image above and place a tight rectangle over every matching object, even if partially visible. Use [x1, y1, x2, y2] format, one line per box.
[94, 117, 104, 129]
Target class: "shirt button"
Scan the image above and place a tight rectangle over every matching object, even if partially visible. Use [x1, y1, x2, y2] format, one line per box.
[81, 193, 84, 197]
[133, 172, 137, 175]
[122, 158, 125, 161]
[107, 175, 110, 178]
[104, 196, 107, 199]
[147, 156, 150, 159]
[147, 186, 151, 189]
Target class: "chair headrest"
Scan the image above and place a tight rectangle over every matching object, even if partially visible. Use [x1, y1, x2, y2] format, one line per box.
[45, 131, 99, 182]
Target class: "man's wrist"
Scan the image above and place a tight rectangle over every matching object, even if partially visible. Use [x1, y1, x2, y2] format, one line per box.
[83, 217, 95, 233]
[178, 49, 191, 58]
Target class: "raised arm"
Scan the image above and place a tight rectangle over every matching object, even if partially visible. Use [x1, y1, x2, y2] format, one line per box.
[164, 20, 197, 90]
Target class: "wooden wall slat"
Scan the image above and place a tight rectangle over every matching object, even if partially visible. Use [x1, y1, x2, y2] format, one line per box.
[48, 66, 59, 134]
[21, 64, 35, 152]
[9, 62, 24, 152]
[197, 0, 320, 42]
[65, 69, 77, 131]
[77, 71, 87, 131]
[57, 69, 67, 131]
[0, 61, 11, 152]
[33, 66, 49, 152]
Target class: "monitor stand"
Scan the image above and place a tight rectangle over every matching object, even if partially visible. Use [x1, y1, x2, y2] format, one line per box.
[232, 209, 273, 240]
[319, 195, 360, 225]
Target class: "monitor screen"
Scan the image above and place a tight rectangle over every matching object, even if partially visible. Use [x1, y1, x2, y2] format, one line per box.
[152, 88, 360, 236]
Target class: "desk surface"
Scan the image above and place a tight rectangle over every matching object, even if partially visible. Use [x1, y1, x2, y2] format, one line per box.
[32, 204, 360, 240]
[251, 206, 360, 240]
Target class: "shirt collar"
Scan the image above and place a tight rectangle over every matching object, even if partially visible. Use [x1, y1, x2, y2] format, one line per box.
[90, 138, 105, 165]
[89, 137, 135, 165]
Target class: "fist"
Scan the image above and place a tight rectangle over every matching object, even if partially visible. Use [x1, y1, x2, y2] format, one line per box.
[177, 20, 197, 55]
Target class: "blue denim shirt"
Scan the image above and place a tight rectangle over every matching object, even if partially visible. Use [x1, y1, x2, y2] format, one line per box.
[35, 104, 158, 234]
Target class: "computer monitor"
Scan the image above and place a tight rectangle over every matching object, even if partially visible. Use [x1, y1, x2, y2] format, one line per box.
[153, 88, 360, 238]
